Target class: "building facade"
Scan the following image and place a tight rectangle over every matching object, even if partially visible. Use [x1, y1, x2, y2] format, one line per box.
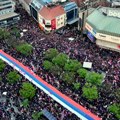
[19, 0, 79, 32]
[85, 7, 120, 52]
[0, 0, 20, 27]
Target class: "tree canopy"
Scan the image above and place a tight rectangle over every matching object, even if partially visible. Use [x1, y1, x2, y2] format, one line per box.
[52, 53, 68, 67]
[61, 72, 75, 85]
[43, 60, 53, 71]
[0, 59, 6, 72]
[108, 103, 120, 119]
[44, 48, 59, 61]
[77, 68, 88, 78]
[19, 82, 36, 99]
[82, 83, 99, 101]
[16, 43, 33, 56]
[64, 59, 82, 72]
[85, 72, 103, 86]
[6, 71, 21, 84]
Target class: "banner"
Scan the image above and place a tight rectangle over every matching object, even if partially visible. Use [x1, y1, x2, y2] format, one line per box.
[51, 19, 56, 30]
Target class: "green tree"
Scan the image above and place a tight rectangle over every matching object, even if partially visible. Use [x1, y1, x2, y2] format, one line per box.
[52, 53, 68, 67]
[0, 77, 2, 82]
[6, 71, 21, 84]
[73, 82, 81, 90]
[82, 83, 99, 101]
[43, 60, 53, 71]
[77, 68, 88, 78]
[50, 65, 62, 75]
[85, 72, 103, 86]
[21, 99, 29, 108]
[0, 28, 10, 40]
[108, 103, 120, 119]
[16, 43, 33, 56]
[61, 72, 75, 85]
[0, 59, 6, 72]
[19, 82, 36, 99]
[44, 48, 59, 60]
[32, 111, 43, 120]
[10, 27, 20, 38]
[64, 59, 82, 72]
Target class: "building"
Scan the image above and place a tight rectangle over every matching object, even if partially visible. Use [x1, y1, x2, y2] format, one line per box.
[85, 7, 120, 52]
[18, 0, 32, 14]
[38, 5, 66, 32]
[0, 0, 20, 27]
[107, 0, 120, 7]
[19, 0, 79, 32]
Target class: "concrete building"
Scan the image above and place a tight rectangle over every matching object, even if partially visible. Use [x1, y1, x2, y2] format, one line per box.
[18, 0, 79, 32]
[0, 0, 20, 27]
[85, 7, 120, 52]
[38, 5, 66, 32]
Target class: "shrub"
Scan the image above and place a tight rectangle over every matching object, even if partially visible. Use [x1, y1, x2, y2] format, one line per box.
[73, 82, 81, 90]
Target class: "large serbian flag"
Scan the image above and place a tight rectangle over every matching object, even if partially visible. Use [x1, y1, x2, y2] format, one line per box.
[51, 19, 56, 30]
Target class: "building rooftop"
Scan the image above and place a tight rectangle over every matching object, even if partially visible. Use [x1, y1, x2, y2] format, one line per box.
[86, 7, 120, 37]
[39, 5, 65, 20]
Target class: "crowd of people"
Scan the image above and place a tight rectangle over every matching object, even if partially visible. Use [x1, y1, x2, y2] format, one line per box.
[0, 7, 120, 120]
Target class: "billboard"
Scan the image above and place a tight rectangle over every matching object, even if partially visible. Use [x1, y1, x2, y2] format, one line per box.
[51, 19, 56, 30]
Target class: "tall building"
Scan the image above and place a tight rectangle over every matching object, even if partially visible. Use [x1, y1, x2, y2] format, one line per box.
[0, 0, 20, 27]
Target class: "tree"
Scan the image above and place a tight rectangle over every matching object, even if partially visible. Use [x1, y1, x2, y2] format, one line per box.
[52, 53, 68, 67]
[21, 99, 29, 108]
[0, 28, 10, 40]
[6, 71, 21, 84]
[82, 83, 99, 101]
[16, 43, 33, 56]
[85, 72, 103, 86]
[64, 59, 82, 72]
[44, 48, 59, 60]
[32, 111, 43, 120]
[50, 65, 62, 76]
[19, 82, 36, 99]
[77, 68, 88, 78]
[108, 103, 120, 119]
[61, 72, 75, 85]
[73, 82, 81, 90]
[10, 27, 20, 38]
[0, 59, 6, 72]
[0, 77, 2, 82]
[43, 60, 53, 71]
[114, 89, 120, 102]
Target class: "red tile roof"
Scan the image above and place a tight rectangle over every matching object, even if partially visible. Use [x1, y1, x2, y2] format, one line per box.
[39, 5, 65, 20]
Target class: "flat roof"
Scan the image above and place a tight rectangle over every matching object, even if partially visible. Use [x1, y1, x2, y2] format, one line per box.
[0, 12, 19, 21]
[86, 7, 120, 37]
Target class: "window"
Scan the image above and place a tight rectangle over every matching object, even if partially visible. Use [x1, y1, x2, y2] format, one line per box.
[45, 25, 51, 28]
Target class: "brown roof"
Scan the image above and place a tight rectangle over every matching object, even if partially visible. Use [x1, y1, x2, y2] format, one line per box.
[24, 0, 32, 5]
[39, 5, 65, 20]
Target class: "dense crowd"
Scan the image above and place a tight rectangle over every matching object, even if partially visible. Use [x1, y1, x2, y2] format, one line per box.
[0, 7, 120, 120]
